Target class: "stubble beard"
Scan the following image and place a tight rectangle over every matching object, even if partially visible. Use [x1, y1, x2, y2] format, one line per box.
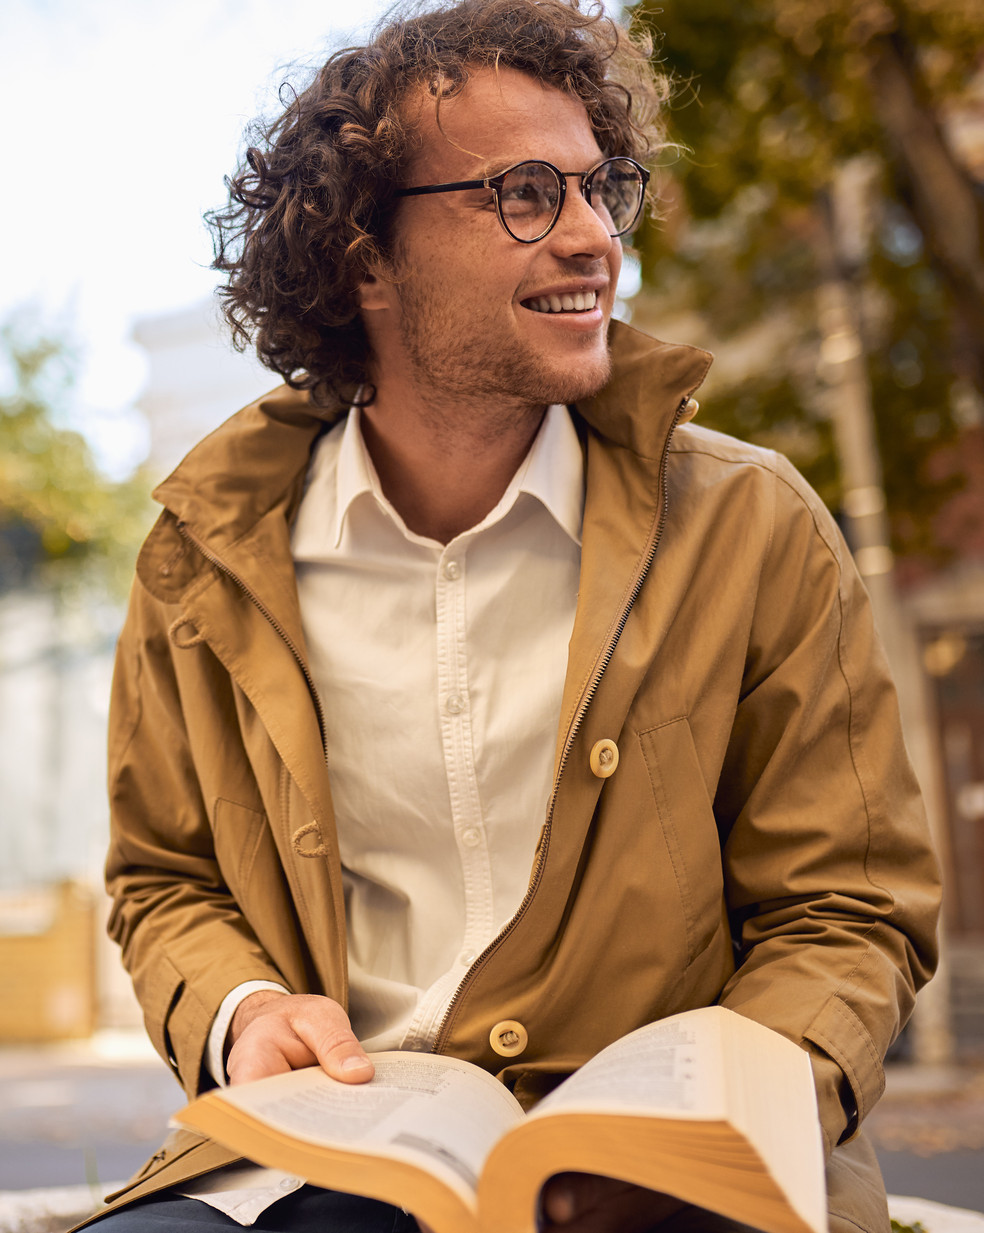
[395, 275, 612, 443]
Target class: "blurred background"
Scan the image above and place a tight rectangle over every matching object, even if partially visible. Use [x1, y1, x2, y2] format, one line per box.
[1, 0, 982, 1218]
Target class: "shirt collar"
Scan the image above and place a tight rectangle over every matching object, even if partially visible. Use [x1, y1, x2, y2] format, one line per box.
[516, 403, 584, 547]
[307, 402, 585, 552]
[331, 406, 377, 548]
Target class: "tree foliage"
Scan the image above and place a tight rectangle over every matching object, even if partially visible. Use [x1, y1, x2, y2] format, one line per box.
[630, 0, 984, 562]
[0, 318, 152, 597]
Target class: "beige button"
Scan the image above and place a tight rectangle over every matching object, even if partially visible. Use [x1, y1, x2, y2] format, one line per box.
[680, 397, 699, 423]
[489, 1019, 529, 1057]
[589, 738, 619, 778]
[461, 827, 481, 847]
[443, 560, 462, 581]
[446, 693, 465, 715]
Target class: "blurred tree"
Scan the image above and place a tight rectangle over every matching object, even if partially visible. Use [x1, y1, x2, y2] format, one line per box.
[0, 317, 152, 597]
[631, 0, 984, 562]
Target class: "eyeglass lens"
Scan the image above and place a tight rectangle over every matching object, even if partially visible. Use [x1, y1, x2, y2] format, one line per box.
[497, 158, 645, 242]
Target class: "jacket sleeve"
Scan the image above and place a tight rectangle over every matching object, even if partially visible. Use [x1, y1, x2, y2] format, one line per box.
[712, 454, 941, 1154]
[105, 576, 292, 1096]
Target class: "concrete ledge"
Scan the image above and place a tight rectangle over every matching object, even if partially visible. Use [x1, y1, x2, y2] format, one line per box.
[889, 1196, 984, 1232]
[0, 1182, 123, 1233]
[0, 1187, 982, 1233]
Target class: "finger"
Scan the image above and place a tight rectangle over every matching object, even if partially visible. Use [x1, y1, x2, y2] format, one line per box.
[227, 1017, 319, 1085]
[227, 1036, 310, 1084]
[542, 1173, 626, 1225]
[541, 1173, 579, 1224]
[286, 999, 375, 1084]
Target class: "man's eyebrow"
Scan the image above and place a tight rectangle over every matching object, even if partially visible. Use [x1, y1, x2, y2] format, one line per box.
[460, 157, 505, 180]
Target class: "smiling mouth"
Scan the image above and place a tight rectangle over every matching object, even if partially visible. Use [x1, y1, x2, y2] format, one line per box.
[525, 290, 599, 314]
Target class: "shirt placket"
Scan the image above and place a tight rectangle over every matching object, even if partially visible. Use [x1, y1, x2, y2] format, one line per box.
[402, 541, 496, 1049]
[437, 543, 495, 950]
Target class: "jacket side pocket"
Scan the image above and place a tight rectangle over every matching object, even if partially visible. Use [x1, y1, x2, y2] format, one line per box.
[638, 716, 723, 963]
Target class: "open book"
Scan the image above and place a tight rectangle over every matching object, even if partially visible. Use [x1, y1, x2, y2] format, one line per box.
[174, 1005, 827, 1233]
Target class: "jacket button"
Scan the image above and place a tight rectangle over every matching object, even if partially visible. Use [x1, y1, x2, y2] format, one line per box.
[489, 1019, 528, 1057]
[589, 738, 619, 778]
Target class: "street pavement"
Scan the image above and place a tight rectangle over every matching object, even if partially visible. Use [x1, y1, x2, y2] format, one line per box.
[1, 1032, 983, 1213]
[864, 1063, 984, 1212]
[0, 1033, 179, 1195]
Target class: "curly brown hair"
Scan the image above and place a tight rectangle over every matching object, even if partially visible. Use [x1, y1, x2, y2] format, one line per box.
[206, 0, 668, 405]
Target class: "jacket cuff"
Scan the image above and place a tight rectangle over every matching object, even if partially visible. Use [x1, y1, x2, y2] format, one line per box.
[806, 1043, 859, 1157]
[805, 996, 884, 1155]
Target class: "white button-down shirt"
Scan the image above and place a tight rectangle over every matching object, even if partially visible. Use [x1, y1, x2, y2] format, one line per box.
[181, 403, 584, 1222]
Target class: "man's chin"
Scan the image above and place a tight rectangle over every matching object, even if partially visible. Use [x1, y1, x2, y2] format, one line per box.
[510, 348, 613, 407]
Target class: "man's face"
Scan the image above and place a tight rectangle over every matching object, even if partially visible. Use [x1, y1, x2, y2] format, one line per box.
[363, 66, 623, 412]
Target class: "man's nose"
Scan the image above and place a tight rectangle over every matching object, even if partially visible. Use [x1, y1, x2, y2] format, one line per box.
[548, 179, 614, 258]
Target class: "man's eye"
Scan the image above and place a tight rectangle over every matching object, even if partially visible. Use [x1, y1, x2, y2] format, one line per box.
[500, 182, 555, 216]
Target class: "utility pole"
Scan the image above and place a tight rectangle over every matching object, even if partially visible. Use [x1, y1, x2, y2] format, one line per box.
[816, 163, 954, 1067]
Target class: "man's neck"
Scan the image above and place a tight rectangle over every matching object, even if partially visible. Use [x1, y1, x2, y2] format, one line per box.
[358, 388, 548, 544]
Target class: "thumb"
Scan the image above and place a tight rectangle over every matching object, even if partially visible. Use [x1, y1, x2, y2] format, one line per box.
[292, 1003, 374, 1084]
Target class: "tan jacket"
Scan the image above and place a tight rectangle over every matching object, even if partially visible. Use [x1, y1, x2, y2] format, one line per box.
[100, 323, 940, 1230]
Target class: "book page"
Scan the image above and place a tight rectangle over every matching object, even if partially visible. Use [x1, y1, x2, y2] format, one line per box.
[209, 1052, 524, 1200]
[530, 1006, 728, 1121]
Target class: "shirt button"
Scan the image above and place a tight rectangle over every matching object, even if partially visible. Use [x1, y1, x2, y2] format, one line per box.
[461, 827, 481, 847]
[589, 738, 619, 778]
[446, 693, 465, 715]
[443, 560, 462, 580]
[489, 1019, 529, 1057]
[461, 949, 477, 966]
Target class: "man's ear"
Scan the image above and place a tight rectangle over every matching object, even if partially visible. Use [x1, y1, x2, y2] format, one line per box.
[356, 264, 394, 312]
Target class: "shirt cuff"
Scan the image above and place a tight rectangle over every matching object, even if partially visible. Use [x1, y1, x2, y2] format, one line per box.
[207, 980, 291, 1086]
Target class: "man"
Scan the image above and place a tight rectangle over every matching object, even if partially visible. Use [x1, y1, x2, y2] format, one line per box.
[90, 0, 941, 1230]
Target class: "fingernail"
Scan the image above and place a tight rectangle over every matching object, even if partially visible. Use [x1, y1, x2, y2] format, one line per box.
[341, 1054, 372, 1072]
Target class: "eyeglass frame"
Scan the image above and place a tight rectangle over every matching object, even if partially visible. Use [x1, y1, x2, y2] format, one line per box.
[394, 156, 650, 244]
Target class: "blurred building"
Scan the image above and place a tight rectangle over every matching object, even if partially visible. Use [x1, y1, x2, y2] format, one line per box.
[133, 299, 273, 478]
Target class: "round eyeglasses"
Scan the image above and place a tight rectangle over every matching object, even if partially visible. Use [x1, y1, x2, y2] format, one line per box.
[395, 156, 650, 244]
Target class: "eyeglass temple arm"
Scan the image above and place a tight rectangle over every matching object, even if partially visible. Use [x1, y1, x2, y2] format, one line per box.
[395, 179, 489, 198]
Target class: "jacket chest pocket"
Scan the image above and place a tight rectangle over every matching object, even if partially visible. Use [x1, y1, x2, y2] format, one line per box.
[638, 717, 724, 963]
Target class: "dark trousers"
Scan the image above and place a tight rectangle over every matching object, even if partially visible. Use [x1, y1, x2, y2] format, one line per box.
[87, 1186, 419, 1232]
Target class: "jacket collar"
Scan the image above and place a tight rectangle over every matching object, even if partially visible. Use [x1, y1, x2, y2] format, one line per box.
[575, 321, 711, 458]
[150, 380, 343, 560]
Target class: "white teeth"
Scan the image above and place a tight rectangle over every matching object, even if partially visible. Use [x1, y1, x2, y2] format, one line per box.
[528, 291, 597, 314]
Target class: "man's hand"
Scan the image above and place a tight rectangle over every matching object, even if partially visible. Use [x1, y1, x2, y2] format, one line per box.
[538, 1173, 685, 1233]
[225, 990, 374, 1086]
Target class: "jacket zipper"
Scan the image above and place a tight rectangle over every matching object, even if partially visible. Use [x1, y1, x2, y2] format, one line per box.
[433, 392, 694, 1055]
[175, 520, 329, 757]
